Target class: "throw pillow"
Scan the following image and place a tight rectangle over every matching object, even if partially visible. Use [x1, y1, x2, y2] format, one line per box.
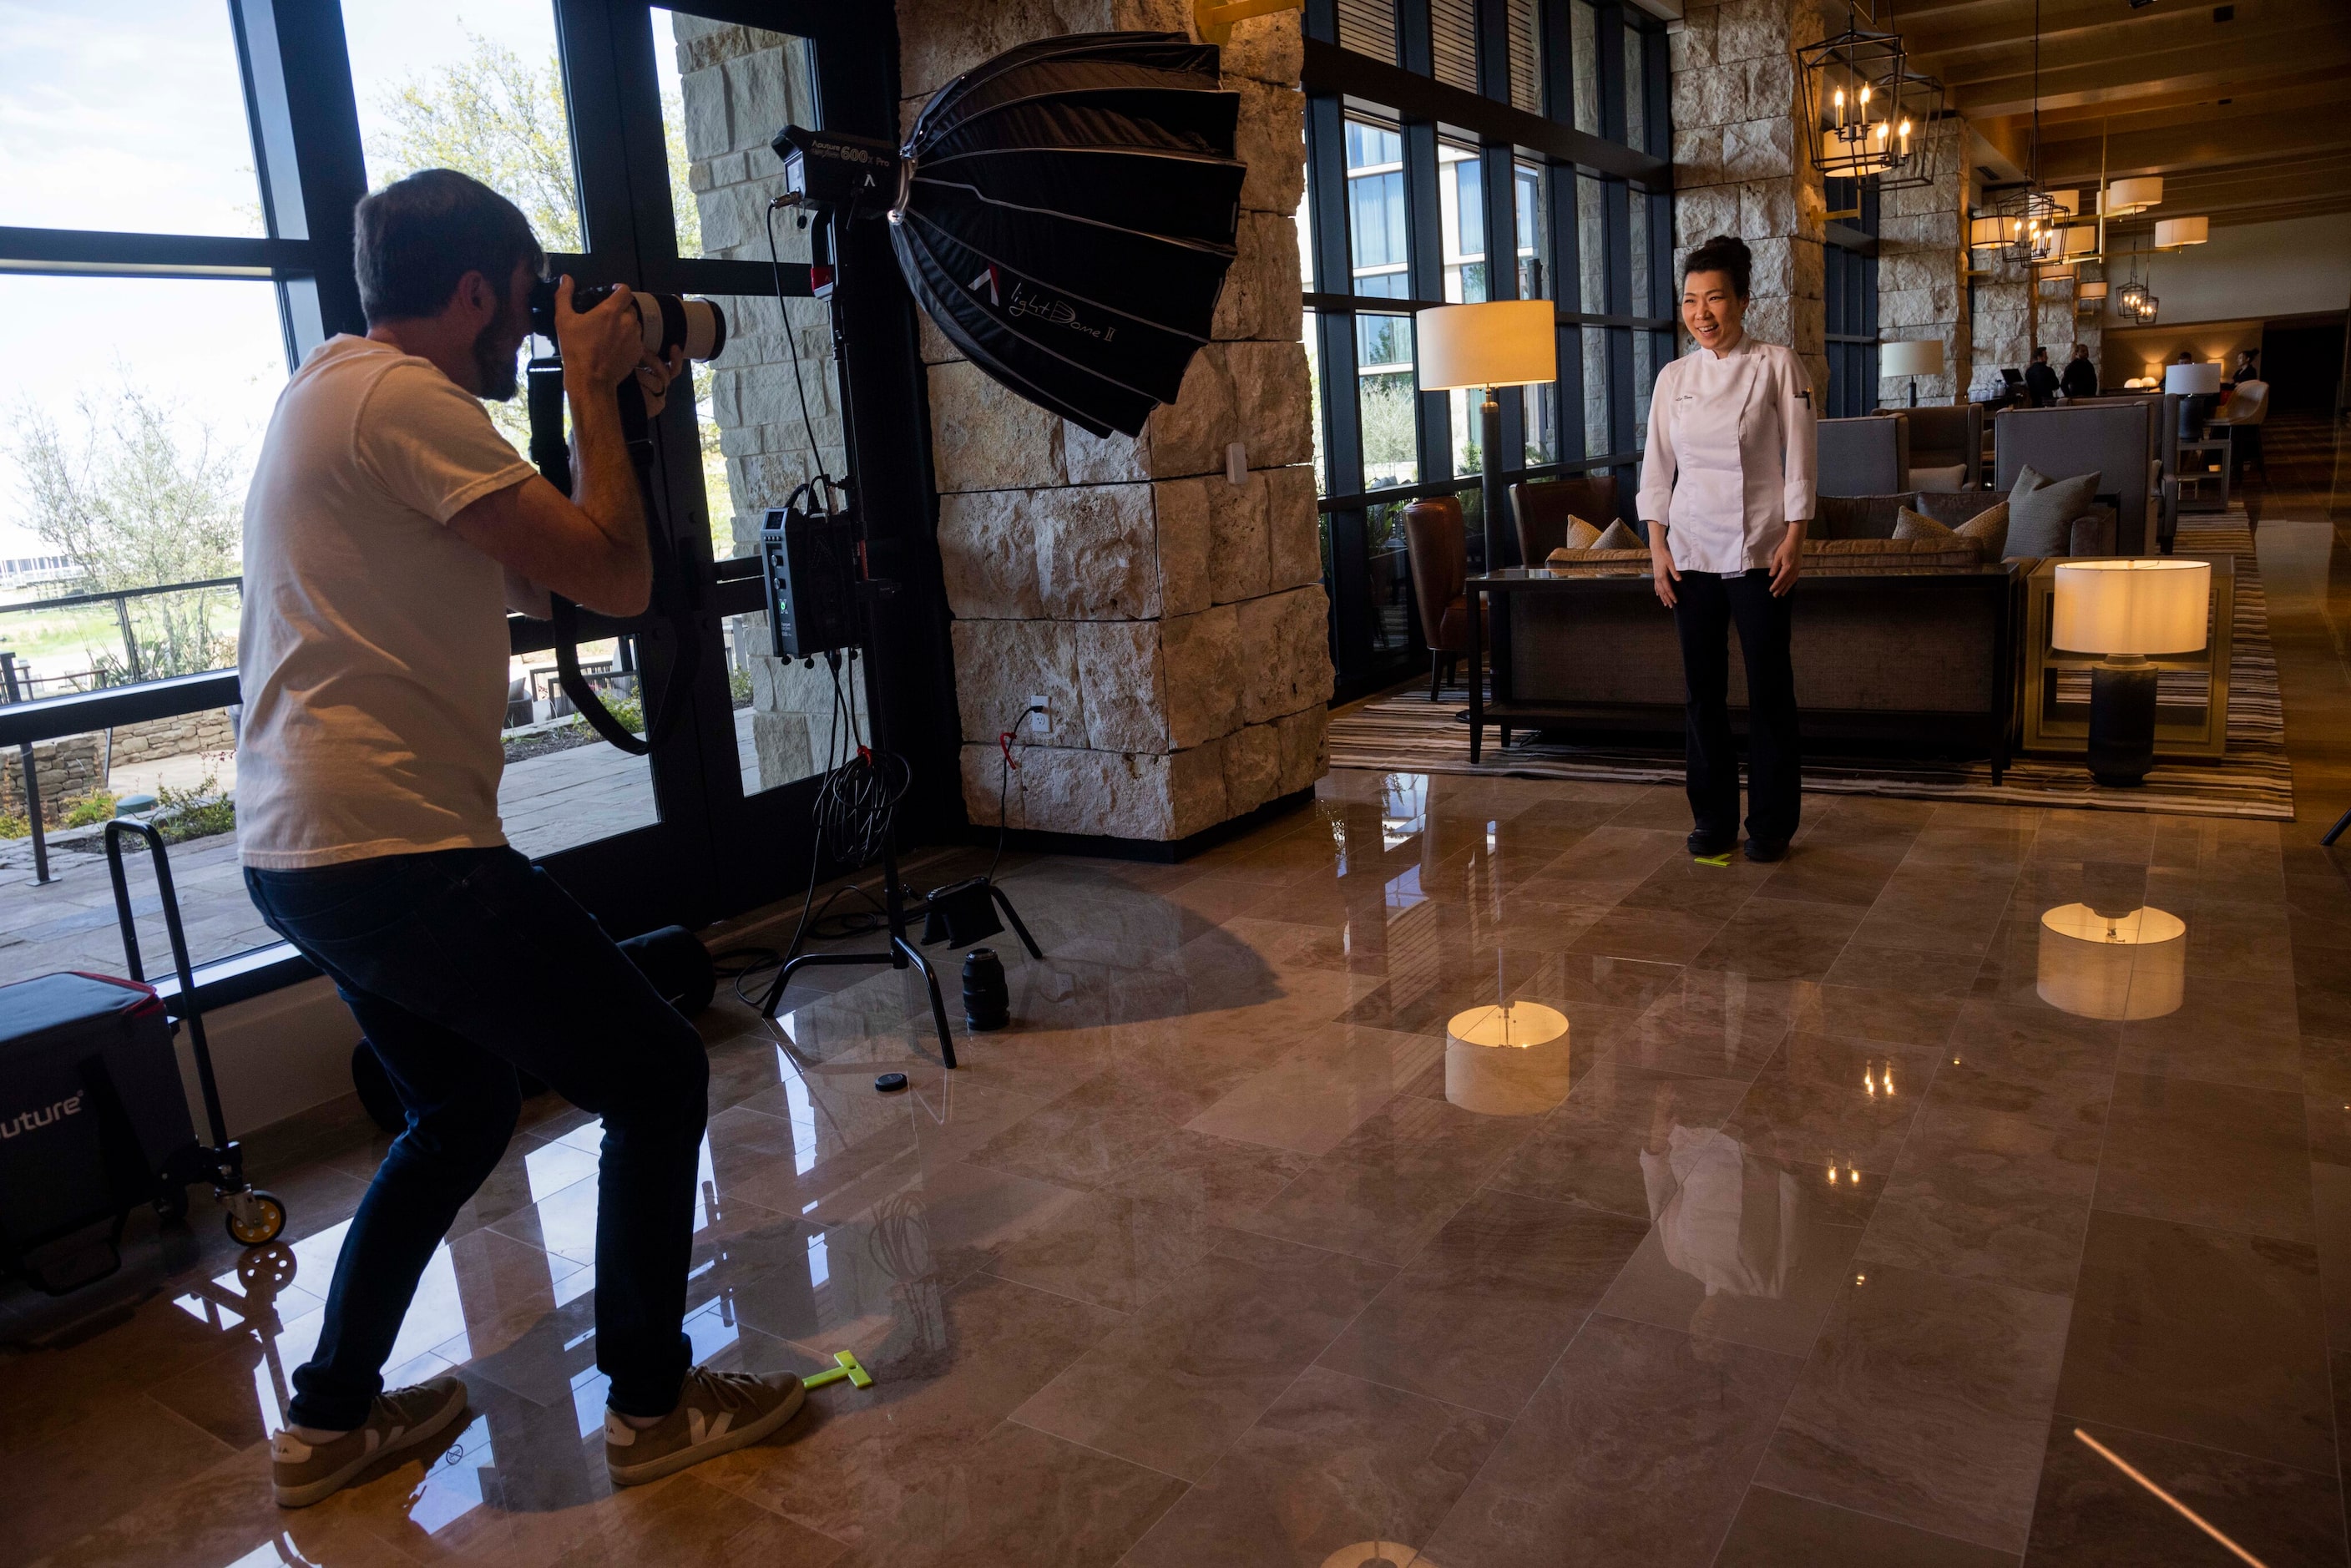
[1950, 498, 2009, 559]
[2005, 467, 2101, 558]
[1890, 506, 1955, 542]
[1912, 463, 1967, 493]
[1563, 515, 1603, 549]
[1593, 520, 1643, 550]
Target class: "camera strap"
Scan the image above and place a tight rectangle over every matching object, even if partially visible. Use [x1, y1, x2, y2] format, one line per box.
[528, 357, 700, 759]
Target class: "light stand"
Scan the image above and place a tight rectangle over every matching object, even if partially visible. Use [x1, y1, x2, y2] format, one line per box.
[1415, 301, 1556, 575]
[2053, 559, 2211, 791]
[1478, 388, 1504, 574]
[747, 190, 1041, 1069]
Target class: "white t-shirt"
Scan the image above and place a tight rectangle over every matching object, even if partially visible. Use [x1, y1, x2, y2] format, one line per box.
[235, 335, 535, 868]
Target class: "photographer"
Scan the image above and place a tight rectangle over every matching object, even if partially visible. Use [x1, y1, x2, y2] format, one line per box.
[237, 169, 803, 1509]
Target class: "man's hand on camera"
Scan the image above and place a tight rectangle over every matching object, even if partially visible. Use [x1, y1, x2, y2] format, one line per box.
[553, 276, 647, 390]
[634, 346, 688, 417]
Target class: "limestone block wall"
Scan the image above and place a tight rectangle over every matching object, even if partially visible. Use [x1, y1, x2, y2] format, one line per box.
[899, 0, 1332, 842]
[2, 735, 101, 819]
[111, 708, 236, 767]
[670, 15, 868, 787]
[1874, 120, 1969, 407]
[1669, 0, 1833, 399]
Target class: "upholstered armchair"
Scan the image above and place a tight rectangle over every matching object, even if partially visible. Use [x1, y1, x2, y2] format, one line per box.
[1403, 494, 1480, 700]
[1819, 415, 1910, 497]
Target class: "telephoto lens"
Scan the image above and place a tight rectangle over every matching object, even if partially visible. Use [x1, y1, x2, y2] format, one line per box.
[528, 279, 727, 362]
[961, 948, 1009, 1032]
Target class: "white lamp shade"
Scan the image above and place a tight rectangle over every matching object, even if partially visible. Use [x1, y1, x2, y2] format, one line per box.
[2036, 904, 2186, 1020]
[2063, 225, 2098, 256]
[1414, 300, 1558, 390]
[1881, 339, 1944, 377]
[2078, 280, 2109, 301]
[2108, 176, 2163, 214]
[2052, 559, 2212, 655]
[1968, 215, 2010, 249]
[2165, 361, 2222, 395]
[2047, 189, 2080, 216]
[2154, 215, 2208, 248]
[1445, 1003, 1571, 1115]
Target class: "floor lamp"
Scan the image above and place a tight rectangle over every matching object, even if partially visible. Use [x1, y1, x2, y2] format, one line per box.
[1882, 338, 1944, 407]
[1413, 300, 1559, 574]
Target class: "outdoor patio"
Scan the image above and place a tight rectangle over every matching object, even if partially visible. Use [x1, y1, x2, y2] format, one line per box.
[0, 711, 762, 985]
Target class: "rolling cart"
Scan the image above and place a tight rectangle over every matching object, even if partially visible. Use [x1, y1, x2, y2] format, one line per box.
[103, 819, 286, 1248]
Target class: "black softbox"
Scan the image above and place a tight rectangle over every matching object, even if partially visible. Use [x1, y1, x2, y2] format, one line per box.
[886, 31, 1246, 438]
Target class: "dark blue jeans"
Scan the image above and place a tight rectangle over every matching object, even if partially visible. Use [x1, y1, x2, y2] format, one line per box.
[245, 847, 708, 1429]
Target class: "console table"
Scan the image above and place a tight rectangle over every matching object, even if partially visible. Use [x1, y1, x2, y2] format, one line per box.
[1464, 564, 2024, 777]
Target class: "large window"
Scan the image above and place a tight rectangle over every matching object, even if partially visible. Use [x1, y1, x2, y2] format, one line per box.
[1824, 177, 1882, 419]
[1304, 0, 1674, 700]
[0, 2, 923, 998]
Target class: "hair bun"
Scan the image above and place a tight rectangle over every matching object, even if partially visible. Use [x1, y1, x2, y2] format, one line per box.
[1706, 234, 1751, 260]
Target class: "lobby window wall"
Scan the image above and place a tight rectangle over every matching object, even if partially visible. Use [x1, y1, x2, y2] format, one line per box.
[0, 1, 928, 1003]
[1823, 176, 1881, 419]
[1304, 0, 1675, 701]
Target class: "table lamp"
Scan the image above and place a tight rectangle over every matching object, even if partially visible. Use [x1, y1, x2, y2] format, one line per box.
[2165, 360, 2222, 443]
[2051, 558, 2211, 787]
[1415, 300, 1558, 574]
[1881, 339, 1944, 407]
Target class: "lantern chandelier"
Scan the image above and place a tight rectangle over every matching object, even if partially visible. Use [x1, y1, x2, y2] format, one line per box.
[1797, 3, 1928, 183]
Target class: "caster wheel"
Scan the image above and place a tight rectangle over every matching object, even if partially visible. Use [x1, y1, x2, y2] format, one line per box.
[225, 1189, 287, 1247]
[153, 1185, 190, 1225]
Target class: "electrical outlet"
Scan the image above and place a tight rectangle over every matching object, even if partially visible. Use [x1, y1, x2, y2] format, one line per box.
[1027, 693, 1049, 734]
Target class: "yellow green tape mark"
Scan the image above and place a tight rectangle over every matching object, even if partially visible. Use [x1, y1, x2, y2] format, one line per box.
[802, 1349, 874, 1391]
[1691, 852, 1734, 867]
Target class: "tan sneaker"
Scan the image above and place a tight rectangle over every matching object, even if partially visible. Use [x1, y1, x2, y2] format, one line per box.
[604, 1366, 806, 1486]
[270, 1375, 468, 1507]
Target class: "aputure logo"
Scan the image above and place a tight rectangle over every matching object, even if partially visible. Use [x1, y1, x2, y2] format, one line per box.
[0, 1094, 82, 1138]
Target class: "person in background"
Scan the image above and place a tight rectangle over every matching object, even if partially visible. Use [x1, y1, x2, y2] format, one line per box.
[1637, 233, 1815, 865]
[2024, 346, 2060, 407]
[2060, 341, 2098, 400]
[2232, 348, 2260, 387]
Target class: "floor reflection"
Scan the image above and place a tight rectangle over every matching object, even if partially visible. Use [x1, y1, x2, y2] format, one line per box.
[2036, 901, 2187, 1020]
[1641, 1122, 1803, 1301]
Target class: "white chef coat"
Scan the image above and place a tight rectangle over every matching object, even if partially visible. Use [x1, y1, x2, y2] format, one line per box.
[1634, 335, 1818, 575]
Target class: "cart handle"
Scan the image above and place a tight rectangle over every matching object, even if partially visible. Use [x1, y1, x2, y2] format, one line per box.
[103, 819, 230, 1151]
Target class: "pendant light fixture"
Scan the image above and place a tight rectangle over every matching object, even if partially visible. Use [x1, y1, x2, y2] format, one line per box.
[1995, 0, 2064, 269]
[1798, 2, 1908, 180]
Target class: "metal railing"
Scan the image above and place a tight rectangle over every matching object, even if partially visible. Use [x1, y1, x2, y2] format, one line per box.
[0, 574, 244, 695]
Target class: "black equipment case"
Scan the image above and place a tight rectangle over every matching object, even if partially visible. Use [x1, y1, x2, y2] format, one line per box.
[0, 972, 192, 1289]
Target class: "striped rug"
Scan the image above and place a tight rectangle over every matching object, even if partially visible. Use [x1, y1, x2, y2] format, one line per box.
[1327, 517, 2293, 821]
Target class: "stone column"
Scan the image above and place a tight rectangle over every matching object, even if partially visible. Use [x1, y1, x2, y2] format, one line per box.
[1669, 0, 1831, 397]
[897, 0, 1332, 842]
[1874, 119, 1968, 407]
[670, 17, 868, 787]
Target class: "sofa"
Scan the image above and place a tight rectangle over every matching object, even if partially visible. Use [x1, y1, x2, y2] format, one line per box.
[1509, 475, 1622, 567]
[1813, 489, 2116, 558]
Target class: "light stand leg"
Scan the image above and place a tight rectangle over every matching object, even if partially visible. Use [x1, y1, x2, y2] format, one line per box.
[988, 883, 1046, 960]
[2323, 807, 2351, 847]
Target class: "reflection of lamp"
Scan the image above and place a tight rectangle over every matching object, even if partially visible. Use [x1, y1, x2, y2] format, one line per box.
[1445, 1001, 1570, 1115]
[1881, 338, 1944, 407]
[1416, 300, 1559, 575]
[2037, 903, 2187, 1019]
[2053, 559, 2212, 787]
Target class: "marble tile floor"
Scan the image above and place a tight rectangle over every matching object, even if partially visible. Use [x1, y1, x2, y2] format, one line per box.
[8, 432, 2351, 1566]
[10, 766, 2351, 1567]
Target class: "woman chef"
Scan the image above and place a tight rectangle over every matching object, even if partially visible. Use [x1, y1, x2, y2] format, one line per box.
[1635, 233, 1818, 864]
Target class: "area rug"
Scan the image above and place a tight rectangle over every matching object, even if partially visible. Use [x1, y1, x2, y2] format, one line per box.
[1326, 517, 2293, 821]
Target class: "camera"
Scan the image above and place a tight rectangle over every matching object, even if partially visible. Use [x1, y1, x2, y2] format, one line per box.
[528, 278, 728, 364]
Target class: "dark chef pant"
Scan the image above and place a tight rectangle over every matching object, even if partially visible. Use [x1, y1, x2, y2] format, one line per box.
[1671, 568, 1801, 845]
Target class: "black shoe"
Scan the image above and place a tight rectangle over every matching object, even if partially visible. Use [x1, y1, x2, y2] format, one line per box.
[1687, 830, 1736, 857]
[1743, 837, 1789, 863]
